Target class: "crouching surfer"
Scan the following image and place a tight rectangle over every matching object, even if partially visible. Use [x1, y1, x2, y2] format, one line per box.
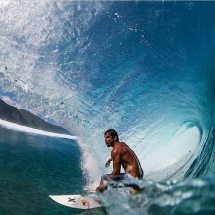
[96, 129, 144, 193]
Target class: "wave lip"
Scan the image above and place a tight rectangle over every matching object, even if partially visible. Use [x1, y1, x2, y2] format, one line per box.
[144, 122, 202, 182]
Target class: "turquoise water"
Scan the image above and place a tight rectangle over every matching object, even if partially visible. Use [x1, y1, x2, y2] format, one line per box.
[0, 124, 214, 215]
[0, 1, 215, 214]
[0, 126, 86, 215]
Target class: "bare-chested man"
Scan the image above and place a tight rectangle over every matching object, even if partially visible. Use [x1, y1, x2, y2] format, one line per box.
[96, 129, 144, 192]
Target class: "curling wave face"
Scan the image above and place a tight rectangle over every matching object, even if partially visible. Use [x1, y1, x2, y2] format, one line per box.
[0, 1, 215, 185]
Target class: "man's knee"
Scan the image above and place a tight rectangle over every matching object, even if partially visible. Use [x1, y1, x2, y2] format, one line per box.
[101, 174, 110, 181]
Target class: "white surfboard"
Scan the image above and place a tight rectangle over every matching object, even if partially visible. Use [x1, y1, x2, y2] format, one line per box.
[49, 182, 145, 209]
[49, 194, 102, 209]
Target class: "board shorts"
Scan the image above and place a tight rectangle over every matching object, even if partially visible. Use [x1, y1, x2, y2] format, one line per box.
[101, 173, 140, 190]
[101, 173, 134, 182]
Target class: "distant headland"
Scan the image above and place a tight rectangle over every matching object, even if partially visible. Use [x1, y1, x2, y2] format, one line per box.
[0, 99, 71, 135]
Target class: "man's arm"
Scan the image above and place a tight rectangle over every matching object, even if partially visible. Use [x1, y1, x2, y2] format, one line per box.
[110, 148, 121, 176]
[105, 158, 113, 167]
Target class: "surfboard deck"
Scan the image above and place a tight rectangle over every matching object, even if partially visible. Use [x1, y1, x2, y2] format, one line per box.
[49, 182, 145, 209]
[49, 194, 102, 209]
[49, 189, 136, 209]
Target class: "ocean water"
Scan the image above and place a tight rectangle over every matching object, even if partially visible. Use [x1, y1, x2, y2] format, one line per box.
[0, 125, 88, 215]
[0, 1, 215, 214]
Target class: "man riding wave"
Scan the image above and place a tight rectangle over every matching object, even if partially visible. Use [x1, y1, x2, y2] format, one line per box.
[96, 129, 144, 192]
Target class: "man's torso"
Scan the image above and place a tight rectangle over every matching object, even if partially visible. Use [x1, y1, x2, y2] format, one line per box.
[113, 142, 143, 178]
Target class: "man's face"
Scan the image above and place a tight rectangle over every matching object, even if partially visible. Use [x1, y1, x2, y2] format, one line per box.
[104, 133, 114, 147]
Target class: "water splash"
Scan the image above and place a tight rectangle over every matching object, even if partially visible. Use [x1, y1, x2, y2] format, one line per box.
[0, 0, 215, 187]
[99, 177, 215, 215]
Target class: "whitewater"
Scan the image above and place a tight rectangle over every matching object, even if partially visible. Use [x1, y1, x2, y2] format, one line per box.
[0, 118, 78, 139]
[0, 1, 215, 214]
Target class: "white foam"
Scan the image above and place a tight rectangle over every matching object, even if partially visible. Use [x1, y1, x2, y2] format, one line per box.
[0, 119, 77, 140]
[76, 137, 102, 191]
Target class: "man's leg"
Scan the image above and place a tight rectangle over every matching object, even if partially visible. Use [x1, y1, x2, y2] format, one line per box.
[96, 174, 111, 192]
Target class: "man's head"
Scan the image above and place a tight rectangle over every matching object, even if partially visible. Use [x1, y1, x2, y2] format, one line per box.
[104, 129, 119, 147]
[104, 129, 119, 142]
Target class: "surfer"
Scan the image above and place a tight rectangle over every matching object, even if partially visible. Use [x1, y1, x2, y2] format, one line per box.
[96, 129, 144, 192]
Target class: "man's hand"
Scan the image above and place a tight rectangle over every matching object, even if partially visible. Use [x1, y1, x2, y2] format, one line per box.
[105, 158, 112, 167]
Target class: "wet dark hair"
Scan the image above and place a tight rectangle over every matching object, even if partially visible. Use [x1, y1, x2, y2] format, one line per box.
[104, 129, 119, 141]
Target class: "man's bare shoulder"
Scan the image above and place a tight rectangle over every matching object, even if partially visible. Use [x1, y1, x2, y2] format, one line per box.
[112, 142, 123, 153]
[120, 142, 129, 147]
[115, 142, 127, 149]
[111, 147, 121, 159]
[116, 142, 131, 154]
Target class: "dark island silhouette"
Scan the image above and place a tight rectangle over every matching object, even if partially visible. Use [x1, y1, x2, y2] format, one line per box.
[0, 99, 71, 135]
